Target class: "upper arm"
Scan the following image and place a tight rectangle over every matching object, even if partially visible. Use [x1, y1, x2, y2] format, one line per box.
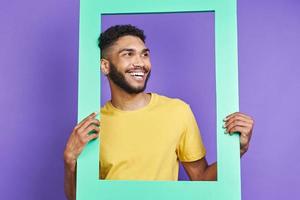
[181, 156, 208, 181]
[176, 104, 206, 161]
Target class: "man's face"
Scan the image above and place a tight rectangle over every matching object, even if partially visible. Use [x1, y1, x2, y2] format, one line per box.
[104, 35, 152, 94]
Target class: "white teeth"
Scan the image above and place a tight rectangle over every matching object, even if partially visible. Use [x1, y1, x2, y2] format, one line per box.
[130, 72, 144, 76]
[129, 71, 144, 80]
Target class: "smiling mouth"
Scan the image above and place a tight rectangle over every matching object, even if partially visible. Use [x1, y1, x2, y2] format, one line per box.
[129, 71, 145, 80]
[126, 69, 148, 81]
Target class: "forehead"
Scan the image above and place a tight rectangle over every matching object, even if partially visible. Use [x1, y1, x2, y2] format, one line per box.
[111, 35, 147, 51]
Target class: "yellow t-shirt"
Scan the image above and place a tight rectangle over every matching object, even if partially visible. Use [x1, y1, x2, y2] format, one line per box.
[100, 93, 206, 180]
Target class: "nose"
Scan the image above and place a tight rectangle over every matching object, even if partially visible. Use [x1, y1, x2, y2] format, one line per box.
[133, 54, 145, 68]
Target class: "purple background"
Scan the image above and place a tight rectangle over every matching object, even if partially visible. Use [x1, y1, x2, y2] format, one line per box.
[0, 0, 300, 200]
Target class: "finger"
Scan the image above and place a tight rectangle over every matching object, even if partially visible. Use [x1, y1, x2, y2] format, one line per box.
[77, 118, 100, 133]
[228, 126, 251, 137]
[227, 126, 248, 135]
[225, 120, 252, 133]
[76, 111, 99, 129]
[224, 119, 251, 134]
[224, 112, 252, 121]
[80, 124, 100, 137]
[224, 115, 253, 128]
[86, 132, 99, 142]
[224, 112, 239, 121]
[225, 112, 252, 122]
[225, 116, 252, 128]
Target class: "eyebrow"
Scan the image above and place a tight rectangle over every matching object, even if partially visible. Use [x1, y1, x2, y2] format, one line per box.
[118, 48, 150, 54]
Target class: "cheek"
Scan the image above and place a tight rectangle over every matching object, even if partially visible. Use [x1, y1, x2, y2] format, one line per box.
[113, 61, 130, 72]
[144, 59, 152, 68]
[120, 58, 134, 67]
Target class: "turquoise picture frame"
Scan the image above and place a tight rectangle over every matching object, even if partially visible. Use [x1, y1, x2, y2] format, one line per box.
[76, 0, 240, 199]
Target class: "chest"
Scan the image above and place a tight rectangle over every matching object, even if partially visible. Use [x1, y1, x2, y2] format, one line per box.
[100, 112, 184, 161]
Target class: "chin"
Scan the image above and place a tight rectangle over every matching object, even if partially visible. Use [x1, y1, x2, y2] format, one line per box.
[127, 84, 147, 94]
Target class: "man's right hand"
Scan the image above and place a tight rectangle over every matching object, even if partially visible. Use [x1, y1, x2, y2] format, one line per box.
[63, 111, 100, 172]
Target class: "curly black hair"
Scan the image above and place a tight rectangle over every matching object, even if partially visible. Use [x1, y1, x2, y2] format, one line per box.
[98, 24, 146, 58]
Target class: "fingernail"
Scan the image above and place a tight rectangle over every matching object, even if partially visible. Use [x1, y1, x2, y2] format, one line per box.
[95, 111, 100, 116]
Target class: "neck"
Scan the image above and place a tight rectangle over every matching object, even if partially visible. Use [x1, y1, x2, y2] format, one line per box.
[109, 82, 151, 111]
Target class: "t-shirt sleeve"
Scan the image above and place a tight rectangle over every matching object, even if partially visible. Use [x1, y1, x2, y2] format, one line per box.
[176, 104, 206, 162]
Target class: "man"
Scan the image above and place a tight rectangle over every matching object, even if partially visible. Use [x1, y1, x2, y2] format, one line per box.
[64, 25, 254, 200]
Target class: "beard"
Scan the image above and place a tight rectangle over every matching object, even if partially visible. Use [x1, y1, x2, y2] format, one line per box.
[108, 62, 151, 94]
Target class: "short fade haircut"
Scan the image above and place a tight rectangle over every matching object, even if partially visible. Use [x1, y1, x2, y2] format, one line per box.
[98, 24, 146, 58]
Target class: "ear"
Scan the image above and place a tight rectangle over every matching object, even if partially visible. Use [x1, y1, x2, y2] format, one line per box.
[100, 58, 110, 76]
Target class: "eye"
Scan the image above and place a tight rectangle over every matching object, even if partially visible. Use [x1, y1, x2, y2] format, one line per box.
[143, 52, 150, 57]
[123, 52, 133, 56]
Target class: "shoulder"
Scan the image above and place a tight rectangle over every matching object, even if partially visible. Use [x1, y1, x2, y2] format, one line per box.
[100, 101, 113, 115]
[154, 93, 191, 111]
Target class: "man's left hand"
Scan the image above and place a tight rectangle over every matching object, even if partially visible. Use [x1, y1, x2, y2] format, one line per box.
[224, 112, 254, 157]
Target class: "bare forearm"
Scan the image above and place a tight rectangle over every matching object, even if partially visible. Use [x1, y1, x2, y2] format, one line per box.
[64, 161, 76, 200]
[201, 162, 217, 181]
[63, 112, 99, 200]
